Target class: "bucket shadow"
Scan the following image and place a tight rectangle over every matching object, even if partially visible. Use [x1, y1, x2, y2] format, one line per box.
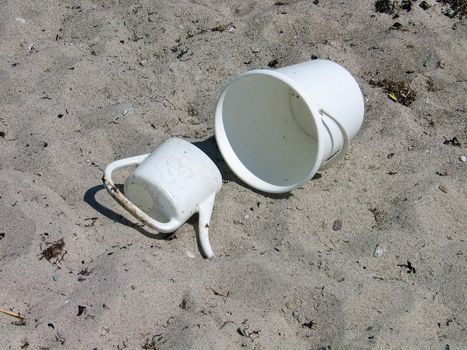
[192, 136, 309, 199]
[83, 184, 172, 240]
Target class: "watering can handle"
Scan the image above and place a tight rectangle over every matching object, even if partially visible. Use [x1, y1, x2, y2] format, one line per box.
[102, 154, 180, 233]
[319, 108, 350, 169]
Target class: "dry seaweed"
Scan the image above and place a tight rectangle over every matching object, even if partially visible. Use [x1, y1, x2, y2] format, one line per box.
[443, 137, 461, 146]
[426, 77, 436, 91]
[302, 319, 315, 329]
[78, 267, 93, 276]
[39, 238, 65, 261]
[400, 0, 415, 11]
[375, 0, 465, 17]
[437, 0, 467, 19]
[370, 79, 417, 106]
[211, 23, 235, 32]
[20, 339, 29, 349]
[268, 59, 279, 68]
[13, 318, 27, 326]
[375, 0, 398, 14]
[237, 319, 261, 341]
[420, 1, 431, 10]
[398, 260, 416, 273]
[77, 305, 86, 316]
[142, 333, 164, 350]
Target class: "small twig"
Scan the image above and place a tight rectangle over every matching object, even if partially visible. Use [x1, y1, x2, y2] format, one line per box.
[0, 307, 26, 319]
[220, 320, 234, 329]
[209, 287, 226, 297]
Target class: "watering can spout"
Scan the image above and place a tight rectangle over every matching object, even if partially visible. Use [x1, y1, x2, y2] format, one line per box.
[198, 193, 217, 258]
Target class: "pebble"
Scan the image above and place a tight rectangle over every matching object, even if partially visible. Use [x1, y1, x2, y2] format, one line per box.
[122, 107, 133, 116]
[285, 301, 294, 309]
[460, 155, 466, 163]
[52, 273, 61, 281]
[332, 219, 342, 231]
[237, 326, 248, 337]
[292, 310, 300, 321]
[373, 244, 384, 257]
[439, 184, 448, 193]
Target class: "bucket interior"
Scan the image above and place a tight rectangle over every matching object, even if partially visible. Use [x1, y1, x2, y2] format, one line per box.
[217, 73, 320, 190]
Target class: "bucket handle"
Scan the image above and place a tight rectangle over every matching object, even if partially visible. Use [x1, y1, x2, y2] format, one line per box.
[102, 154, 181, 233]
[319, 108, 350, 169]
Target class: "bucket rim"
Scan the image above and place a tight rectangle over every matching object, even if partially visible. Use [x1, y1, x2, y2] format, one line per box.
[214, 68, 325, 193]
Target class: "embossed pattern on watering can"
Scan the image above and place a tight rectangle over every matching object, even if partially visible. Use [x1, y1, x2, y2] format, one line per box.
[156, 150, 193, 189]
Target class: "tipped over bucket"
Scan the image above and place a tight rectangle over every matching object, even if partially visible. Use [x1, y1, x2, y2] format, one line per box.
[215, 59, 365, 193]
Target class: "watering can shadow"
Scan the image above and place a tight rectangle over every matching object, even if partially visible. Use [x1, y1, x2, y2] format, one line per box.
[83, 184, 171, 240]
[85, 184, 213, 258]
[84, 184, 220, 258]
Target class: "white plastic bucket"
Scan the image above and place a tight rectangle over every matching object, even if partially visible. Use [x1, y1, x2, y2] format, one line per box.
[215, 59, 364, 193]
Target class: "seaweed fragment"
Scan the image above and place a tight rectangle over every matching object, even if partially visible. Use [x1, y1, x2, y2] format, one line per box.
[400, 0, 415, 11]
[39, 238, 65, 261]
[443, 137, 461, 147]
[398, 260, 416, 273]
[420, 1, 431, 10]
[77, 305, 86, 316]
[437, 0, 466, 19]
[370, 79, 417, 106]
[375, 0, 398, 14]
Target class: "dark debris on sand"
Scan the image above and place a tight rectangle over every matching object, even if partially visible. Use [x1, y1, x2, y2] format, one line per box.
[375, 0, 466, 18]
[375, 0, 398, 14]
[437, 0, 467, 18]
[370, 79, 417, 106]
[39, 238, 65, 261]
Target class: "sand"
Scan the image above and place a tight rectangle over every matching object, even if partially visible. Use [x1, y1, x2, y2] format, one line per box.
[0, 0, 466, 349]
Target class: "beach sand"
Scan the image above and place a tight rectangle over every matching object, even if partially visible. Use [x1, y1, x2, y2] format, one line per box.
[0, 0, 466, 348]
